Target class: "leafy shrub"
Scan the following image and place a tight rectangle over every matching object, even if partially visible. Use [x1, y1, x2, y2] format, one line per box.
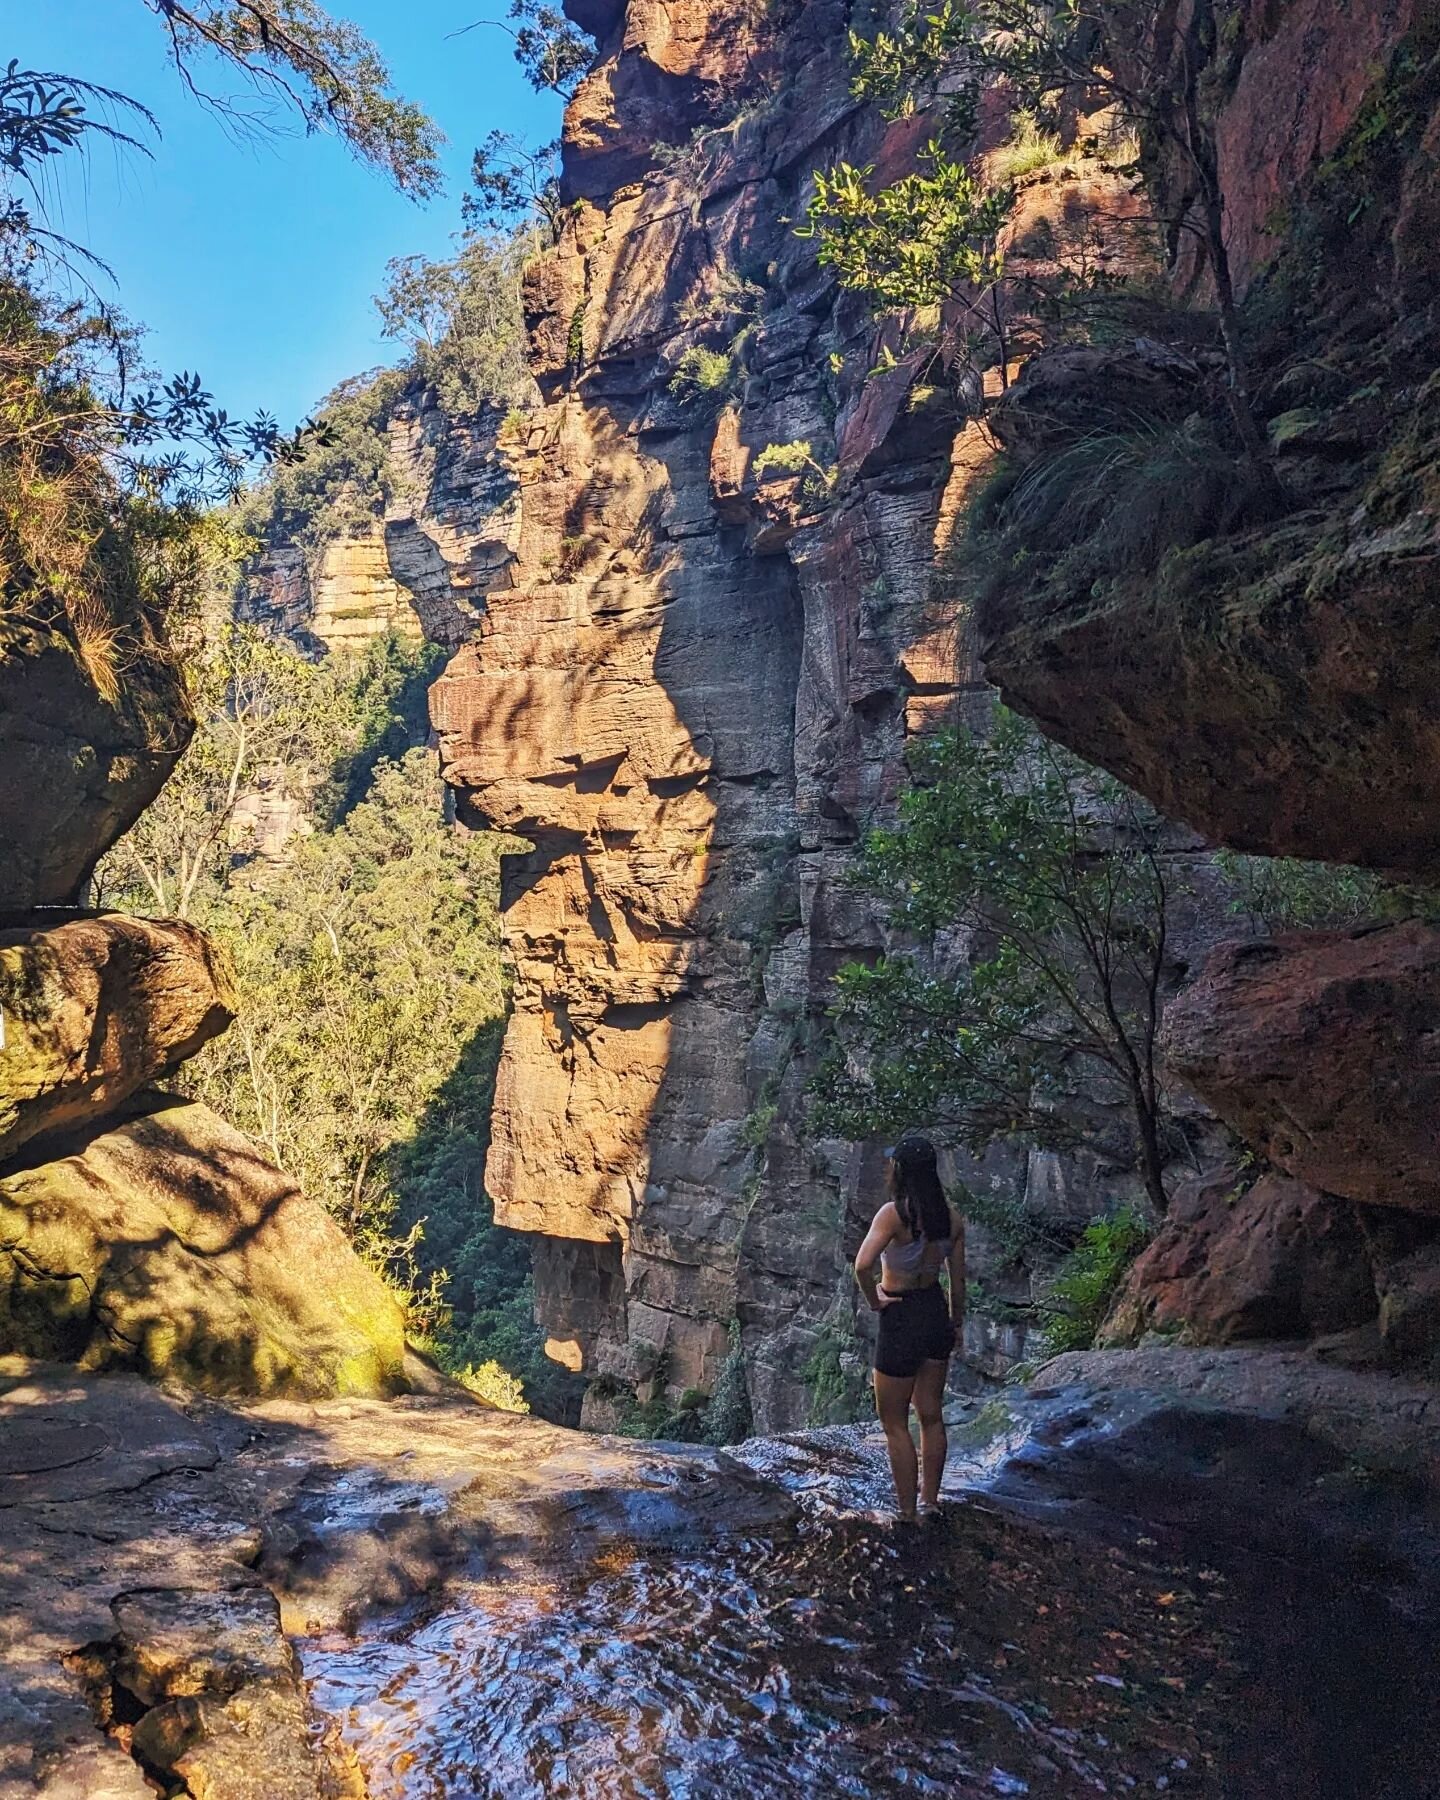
[1214, 851, 1407, 929]
[703, 1320, 754, 1444]
[802, 1323, 871, 1425]
[376, 228, 537, 418]
[810, 709, 1177, 1213]
[457, 1360, 530, 1412]
[668, 345, 736, 407]
[753, 439, 837, 499]
[1035, 1208, 1152, 1355]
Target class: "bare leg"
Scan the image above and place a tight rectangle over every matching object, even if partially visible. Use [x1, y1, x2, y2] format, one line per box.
[874, 1370, 918, 1520]
[913, 1358, 948, 1508]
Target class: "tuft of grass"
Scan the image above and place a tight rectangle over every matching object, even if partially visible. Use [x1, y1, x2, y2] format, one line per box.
[986, 110, 1065, 184]
[971, 414, 1263, 644]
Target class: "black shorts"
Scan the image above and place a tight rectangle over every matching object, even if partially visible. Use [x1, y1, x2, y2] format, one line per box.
[874, 1284, 956, 1380]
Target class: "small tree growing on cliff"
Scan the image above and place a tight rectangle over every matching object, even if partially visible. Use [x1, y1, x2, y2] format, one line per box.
[810, 710, 1179, 1214]
[807, 0, 1282, 498]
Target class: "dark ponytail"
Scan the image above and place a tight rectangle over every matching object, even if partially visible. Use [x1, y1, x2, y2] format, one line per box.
[890, 1134, 950, 1241]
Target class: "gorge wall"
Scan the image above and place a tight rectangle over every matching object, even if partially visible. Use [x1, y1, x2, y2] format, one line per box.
[428, 0, 1192, 1428]
[238, 0, 1440, 1430]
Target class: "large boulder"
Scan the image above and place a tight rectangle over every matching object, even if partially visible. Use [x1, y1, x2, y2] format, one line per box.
[1163, 922, 1440, 1214]
[979, 304, 1440, 877]
[0, 1097, 407, 1397]
[0, 914, 236, 1162]
[1101, 1167, 1376, 1347]
[0, 617, 193, 909]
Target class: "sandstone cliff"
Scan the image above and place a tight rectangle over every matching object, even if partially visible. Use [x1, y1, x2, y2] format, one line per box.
[225, 0, 1440, 1425]
[237, 392, 522, 654]
[426, 0, 1206, 1428]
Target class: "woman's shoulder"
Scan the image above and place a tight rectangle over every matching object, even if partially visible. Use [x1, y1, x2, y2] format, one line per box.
[947, 1200, 967, 1236]
[872, 1198, 901, 1231]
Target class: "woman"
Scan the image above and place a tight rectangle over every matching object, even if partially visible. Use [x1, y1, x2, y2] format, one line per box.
[854, 1134, 966, 1522]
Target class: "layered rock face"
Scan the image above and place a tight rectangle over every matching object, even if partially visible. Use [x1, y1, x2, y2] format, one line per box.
[430, 0, 1180, 1426]
[238, 532, 422, 655]
[0, 618, 192, 910]
[237, 393, 521, 655]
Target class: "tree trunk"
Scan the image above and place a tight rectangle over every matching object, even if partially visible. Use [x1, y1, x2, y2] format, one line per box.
[1134, 1092, 1170, 1215]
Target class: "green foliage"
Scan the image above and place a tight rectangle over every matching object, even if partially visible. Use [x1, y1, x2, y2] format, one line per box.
[464, 131, 564, 238]
[802, 1321, 871, 1426]
[567, 300, 587, 369]
[846, 0, 975, 121]
[0, 278, 243, 694]
[741, 1100, 778, 1150]
[802, 143, 1013, 315]
[1034, 1208, 1152, 1355]
[456, 1359, 530, 1412]
[668, 345, 737, 408]
[953, 1181, 1071, 1264]
[240, 224, 534, 568]
[753, 439, 837, 499]
[676, 269, 766, 330]
[148, 0, 443, 197]
[3, 2, 440, 278]
[376, 229, 536, 417]
[810, 708, 1176, 1210]
[702, 1320, 754, 1444]
[608, 1320, 754, 1444]
[1214, 852, 1393, 929]
[490, 0, 594, 98]
[824, 0, 1282, 485]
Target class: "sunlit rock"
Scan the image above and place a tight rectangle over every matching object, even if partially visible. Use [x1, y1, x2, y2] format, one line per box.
[0, 914, 235, 1164]
[0, 1096, 407, 1398]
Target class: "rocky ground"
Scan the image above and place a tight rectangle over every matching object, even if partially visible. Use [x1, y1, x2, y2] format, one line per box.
[4, 1344, 1436, 1799]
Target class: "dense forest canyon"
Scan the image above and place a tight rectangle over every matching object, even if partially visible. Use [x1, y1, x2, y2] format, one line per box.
[3, 0, 1440, 1793]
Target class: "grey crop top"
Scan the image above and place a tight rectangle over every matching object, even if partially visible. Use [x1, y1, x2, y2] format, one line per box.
[880, 1232, 952, 1277]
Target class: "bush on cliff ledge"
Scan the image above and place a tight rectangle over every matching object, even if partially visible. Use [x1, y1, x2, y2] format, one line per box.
[811, 708, 1181, 1214]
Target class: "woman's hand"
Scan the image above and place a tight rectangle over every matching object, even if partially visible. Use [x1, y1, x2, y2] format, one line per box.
[873, 1287, 901, 1311]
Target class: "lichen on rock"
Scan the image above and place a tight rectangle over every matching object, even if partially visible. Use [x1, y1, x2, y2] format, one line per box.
[0, 1096, 408, 1398]
[0, 914, 236, 1164]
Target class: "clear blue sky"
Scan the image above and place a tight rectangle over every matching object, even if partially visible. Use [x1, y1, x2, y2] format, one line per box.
[10, 2, 561, 430]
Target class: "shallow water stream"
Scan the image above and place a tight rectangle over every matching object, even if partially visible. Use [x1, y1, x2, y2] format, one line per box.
[302, 1410, 1438, 1799]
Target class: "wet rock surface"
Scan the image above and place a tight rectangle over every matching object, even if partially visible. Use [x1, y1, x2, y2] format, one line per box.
[5, 1347, 1431, 1798]
[305, 1366, 1440, 1800]
[0, 1357, 793, 1798]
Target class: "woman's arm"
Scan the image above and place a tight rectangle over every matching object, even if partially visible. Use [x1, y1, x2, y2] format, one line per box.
[947, 1210, 967, 1337]
[854, 1203, 900, 1313]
